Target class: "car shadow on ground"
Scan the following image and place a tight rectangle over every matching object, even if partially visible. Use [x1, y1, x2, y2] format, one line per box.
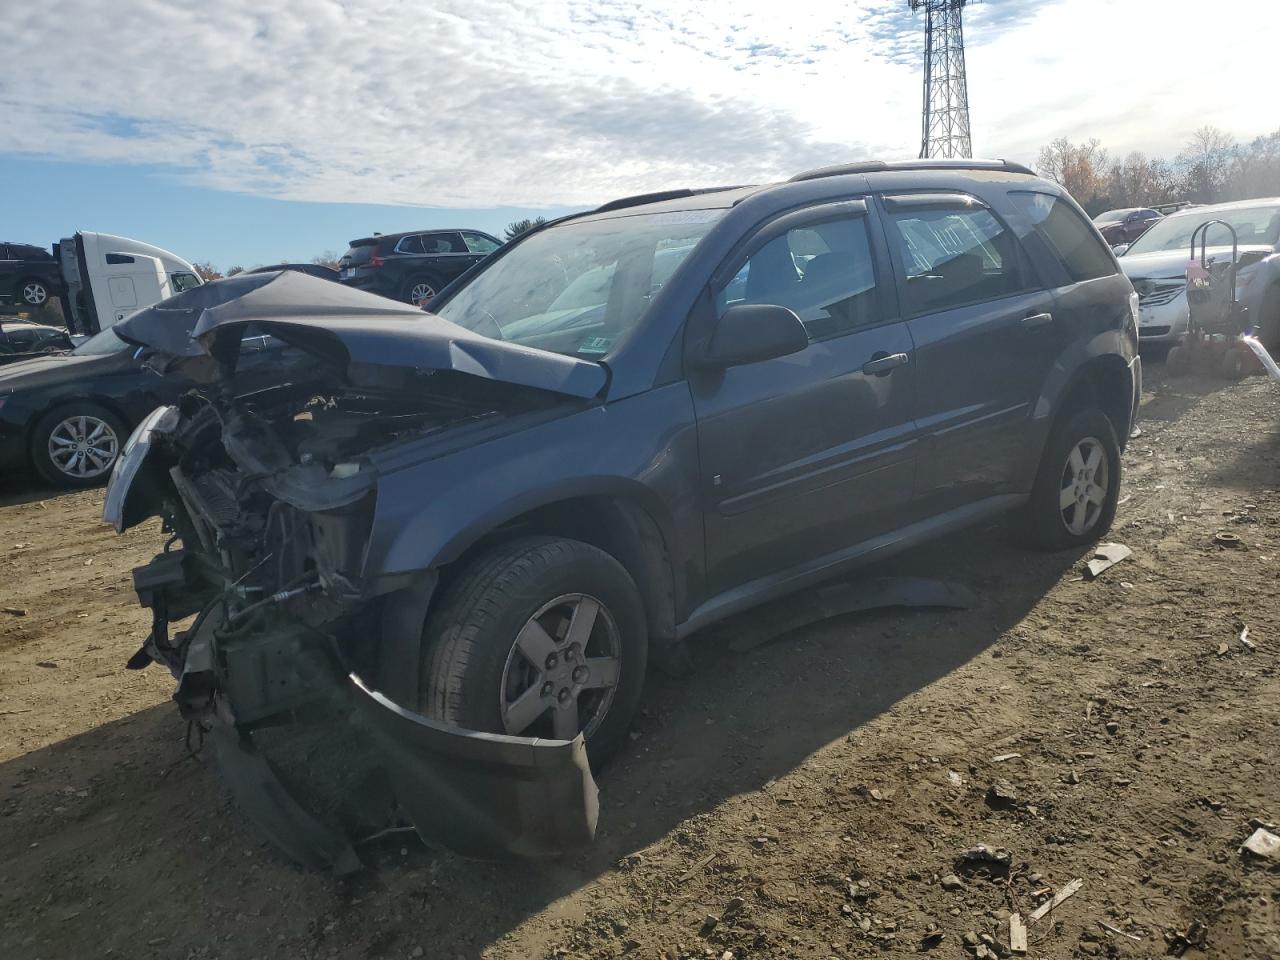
[0, 518, 1084, 959]
[0, 470, 66, 509]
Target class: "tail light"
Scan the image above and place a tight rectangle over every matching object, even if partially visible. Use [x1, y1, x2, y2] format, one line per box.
[368, 254, 385, 269]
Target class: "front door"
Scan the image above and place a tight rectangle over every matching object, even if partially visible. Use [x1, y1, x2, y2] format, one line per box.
[879, 193, 1060, 511]
[689, 200, 918, 597]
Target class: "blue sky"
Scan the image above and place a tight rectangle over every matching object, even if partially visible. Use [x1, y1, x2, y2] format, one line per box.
[4, 0, 1277, 271]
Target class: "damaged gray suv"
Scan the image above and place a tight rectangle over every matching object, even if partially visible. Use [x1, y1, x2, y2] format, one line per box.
[104, 159, 1141, 870]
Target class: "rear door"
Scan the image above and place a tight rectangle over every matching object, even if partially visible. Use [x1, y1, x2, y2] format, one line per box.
[689, 199, 919, 596]
[424, 232, 472, 284]
[879, 192, 1059, 510]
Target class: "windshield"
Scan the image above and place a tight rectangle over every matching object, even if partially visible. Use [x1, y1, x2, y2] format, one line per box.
[1094, 209, 1136, 225]
[1126, 205, 1280, 255]
[433, 210, 723, 358]
[72, 328, 128, 356]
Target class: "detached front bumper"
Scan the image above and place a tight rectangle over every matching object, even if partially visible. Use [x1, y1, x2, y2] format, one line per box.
[129, 549, 599, 871]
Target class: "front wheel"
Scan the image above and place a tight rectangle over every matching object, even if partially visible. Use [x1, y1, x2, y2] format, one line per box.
[1021, 408, 1121, 551]
[421, 537, 648, 765]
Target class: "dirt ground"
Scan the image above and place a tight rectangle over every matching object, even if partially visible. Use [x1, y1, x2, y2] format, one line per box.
[2, 358, 1278, 960]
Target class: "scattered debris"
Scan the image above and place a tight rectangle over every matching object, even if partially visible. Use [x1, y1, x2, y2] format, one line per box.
[1213, 531, 1243, 548]
[985, 780, 1018, 810]
[869, 786, 897, 801]
[1216, 642, 1230, 656]
[35, 661, 58, 669]
[1241, 827, 1280, 860]
[1105, 721, 1120, 735]
[940, 874, 965, 891]
[1097, 920, 1142, 942]
[1084, 542, 1131, 580]
[1029, 878, 1083, 923]
[1009, 913, 1027, 954]
[991, 753, 1021, 763]
[2, 606, 27, 616]
[677, 852, 716, 883]
[721, 897, 745, 919]
[920, 928, 945, 950]
[1239, 626, 1257, 652]
[956, 845, 1012, 878]
[699, 915, 718, 936]
[1165, 920, 1207, 956]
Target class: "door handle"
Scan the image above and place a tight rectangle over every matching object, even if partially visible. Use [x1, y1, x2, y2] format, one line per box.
[862, 352, 909, 376]
[1021, 311, 1054, 329]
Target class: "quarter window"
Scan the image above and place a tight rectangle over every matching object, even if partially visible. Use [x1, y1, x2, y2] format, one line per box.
[885, 204, 1024, 314]
[395, 234, 425, 255]
[716, 215, 881, 341]
[1010, 191, 1116, 283]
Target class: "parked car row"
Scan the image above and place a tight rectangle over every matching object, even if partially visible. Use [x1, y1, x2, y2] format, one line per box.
[337, 228, 503, 306]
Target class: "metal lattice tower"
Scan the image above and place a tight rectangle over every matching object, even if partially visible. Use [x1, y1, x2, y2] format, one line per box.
[909, 0, 973, 159]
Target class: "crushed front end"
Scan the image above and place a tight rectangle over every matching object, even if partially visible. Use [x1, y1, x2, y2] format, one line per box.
[106, 361, 598, 870]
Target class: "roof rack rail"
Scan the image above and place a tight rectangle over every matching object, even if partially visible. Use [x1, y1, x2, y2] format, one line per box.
[788, 158, 1035, 183]
[593, 185, 742, 214]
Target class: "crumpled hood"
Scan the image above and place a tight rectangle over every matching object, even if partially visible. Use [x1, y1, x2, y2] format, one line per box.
[1121, 244, 1273, 280]
[113, 270, 609, 400]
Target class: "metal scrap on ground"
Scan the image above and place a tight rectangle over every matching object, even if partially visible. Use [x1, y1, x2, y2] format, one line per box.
[1029, 878, 1083, 922]
[1084, 543, 1131, 580]
[1241, 827, 1280, 860]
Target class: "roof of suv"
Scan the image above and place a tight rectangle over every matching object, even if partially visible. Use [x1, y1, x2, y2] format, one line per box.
[349, 228, 498, 247]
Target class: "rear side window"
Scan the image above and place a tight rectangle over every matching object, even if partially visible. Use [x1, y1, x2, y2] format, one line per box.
[424, 232, 466, 254]
[716, 214, 881, 341]
[884, 203, 1024, 314]
[1010, 191, 1115, 283]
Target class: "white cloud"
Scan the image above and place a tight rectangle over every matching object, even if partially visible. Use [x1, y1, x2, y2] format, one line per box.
[3, 0, 1278, 209]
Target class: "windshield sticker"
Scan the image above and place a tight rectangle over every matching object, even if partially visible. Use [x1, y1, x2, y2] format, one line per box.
[578, 336, 612, 355]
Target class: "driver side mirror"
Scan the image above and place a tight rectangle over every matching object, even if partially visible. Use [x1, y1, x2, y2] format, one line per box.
[700, 303, 809, 369]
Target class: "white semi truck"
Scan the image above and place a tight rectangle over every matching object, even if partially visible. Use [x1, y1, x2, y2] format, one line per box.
[53, 232, 203, 335]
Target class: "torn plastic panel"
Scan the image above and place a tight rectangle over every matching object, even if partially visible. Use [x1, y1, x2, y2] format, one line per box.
[350, 675, 599, 860]
[111, 269, 609, 400]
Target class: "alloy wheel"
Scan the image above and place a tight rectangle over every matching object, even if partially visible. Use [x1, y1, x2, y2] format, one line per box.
[47, 415, 119, 480]
[1058, 436, 1109, 536]
[409, 282, 436, 307]
[23, 282, 48, 305]
[499, 593, 622, 741]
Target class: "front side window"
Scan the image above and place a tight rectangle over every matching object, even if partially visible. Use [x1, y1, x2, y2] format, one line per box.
[462, 232, 501, 255]
[716, 215, 880, 340]
[170, 272, 201, 292]
[434, 210, 722, 358]
[1010, 191, 1116, 283]
[424, 233, 466, 254]
[886, 204, 1024, 313]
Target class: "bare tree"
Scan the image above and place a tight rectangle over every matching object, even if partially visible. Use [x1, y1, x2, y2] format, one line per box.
[1106, 152, 1178, 208]
[1036, 138, 1111, 205]
[225, 265, 244, 277]
[311, 250, 341, 270]
[1177, 125, 1237, 203]
[192, 261, 223, 282]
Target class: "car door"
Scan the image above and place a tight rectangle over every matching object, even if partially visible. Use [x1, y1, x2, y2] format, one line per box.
[460, 231, 501, 272]
[688, 199, 918, 597]
[879, 193, 1059, 511]
[424, 232, 471, 284]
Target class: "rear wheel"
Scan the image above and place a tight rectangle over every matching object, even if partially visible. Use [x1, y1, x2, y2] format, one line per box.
[402, 275, 439, 308]
[30, 403, 126, 488]
[1021, 407, 1121, 552]
[1165, 344, 1188, 375]
[422, 537, 647, 765]
[1220, 348, 1248, 381]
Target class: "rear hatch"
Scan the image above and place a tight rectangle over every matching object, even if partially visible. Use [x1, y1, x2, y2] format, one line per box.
[337, 238, 380, 277]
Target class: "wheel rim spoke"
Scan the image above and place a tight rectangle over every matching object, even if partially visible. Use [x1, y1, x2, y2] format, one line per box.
[1068, 446, 1086, 474]
[1069, 501, 1085, 534]
[563, 597, 599, 651]
[1059, 485, 1076, 510]
[514, 617, 559, 665]
[580, 656, 620, 690]
[503, 684, 549, 735]
[1086, 486, 1106, 507]
[552, 699, 580, 740]
[1083, 445, 1103, 477]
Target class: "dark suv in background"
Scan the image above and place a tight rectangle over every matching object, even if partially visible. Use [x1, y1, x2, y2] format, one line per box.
[337, 228, 502, 306]
[1, 242, 64, 308]
[1093, 208, 1162, 247]
[107, 159, 1140, 867]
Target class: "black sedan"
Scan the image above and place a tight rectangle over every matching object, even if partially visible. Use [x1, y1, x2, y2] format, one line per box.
[0, 319, 73, 365]
[0, 325, 286, 487]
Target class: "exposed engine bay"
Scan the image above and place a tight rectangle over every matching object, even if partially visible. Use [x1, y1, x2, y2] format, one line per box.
[111, 358, 600, 870]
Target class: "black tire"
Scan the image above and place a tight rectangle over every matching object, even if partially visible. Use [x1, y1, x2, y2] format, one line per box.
[1021, 407, 1121, 552]
[1220, 348, 1248, 381]
[18, 277, 50, 307]
[1165, 344, 1188, 375]
[402, 274, 440, 308]
[422, 536, 647, 766]
[30, 402, 128, 488]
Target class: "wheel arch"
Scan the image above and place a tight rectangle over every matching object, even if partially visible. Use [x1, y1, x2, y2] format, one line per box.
[437, 492, 680, 644]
